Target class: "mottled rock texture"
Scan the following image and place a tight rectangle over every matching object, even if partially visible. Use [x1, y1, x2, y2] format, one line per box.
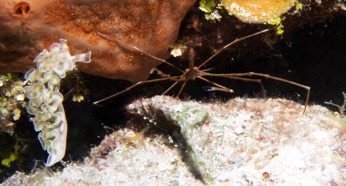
[3, 96, 345, 185]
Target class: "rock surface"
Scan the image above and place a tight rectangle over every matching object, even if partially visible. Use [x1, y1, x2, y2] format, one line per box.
[3, 96, 346, 185]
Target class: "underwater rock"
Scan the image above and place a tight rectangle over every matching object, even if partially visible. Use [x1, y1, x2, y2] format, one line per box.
[0, 0, 196, 82]
[4, 96, 345, 185]
[126, 96, 346, 184]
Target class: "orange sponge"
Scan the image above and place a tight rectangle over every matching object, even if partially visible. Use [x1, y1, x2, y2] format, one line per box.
[222, 0, 296, 23]
[0, 0, 196, 82]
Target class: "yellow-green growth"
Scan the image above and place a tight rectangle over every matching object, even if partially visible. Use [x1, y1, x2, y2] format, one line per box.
[122, 125, 152, 146]
[12, 108, 21, 121]
[1, 153, 17, 167]
[199, 0, 216, 13]
[0, 73, 25, 135]
[199, 0, 222, 21]
[0, 73, 12, 86]
[296, 2, 303, 10]
[269, 17, 285, 35]
[0, 134, 22, 167]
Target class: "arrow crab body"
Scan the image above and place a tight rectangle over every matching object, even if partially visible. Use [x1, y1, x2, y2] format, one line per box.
[94, 29, 310, 113]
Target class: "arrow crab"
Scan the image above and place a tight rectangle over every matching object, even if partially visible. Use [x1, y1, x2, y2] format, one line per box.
[94, 29, 310, 112]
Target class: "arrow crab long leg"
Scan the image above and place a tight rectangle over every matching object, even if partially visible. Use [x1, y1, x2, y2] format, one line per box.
[94, 29, 310, 113]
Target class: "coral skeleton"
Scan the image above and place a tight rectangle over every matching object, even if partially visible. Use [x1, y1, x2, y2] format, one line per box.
[23, 39, 91, 167]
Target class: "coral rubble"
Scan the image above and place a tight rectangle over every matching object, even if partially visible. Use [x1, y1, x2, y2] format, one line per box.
[3, 96, 345, 185]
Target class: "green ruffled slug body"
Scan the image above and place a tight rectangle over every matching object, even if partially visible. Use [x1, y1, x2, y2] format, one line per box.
[24, 39, 91, 167]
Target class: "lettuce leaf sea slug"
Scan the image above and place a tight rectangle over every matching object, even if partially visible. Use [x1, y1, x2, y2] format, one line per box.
[24, 39, 91, 167]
